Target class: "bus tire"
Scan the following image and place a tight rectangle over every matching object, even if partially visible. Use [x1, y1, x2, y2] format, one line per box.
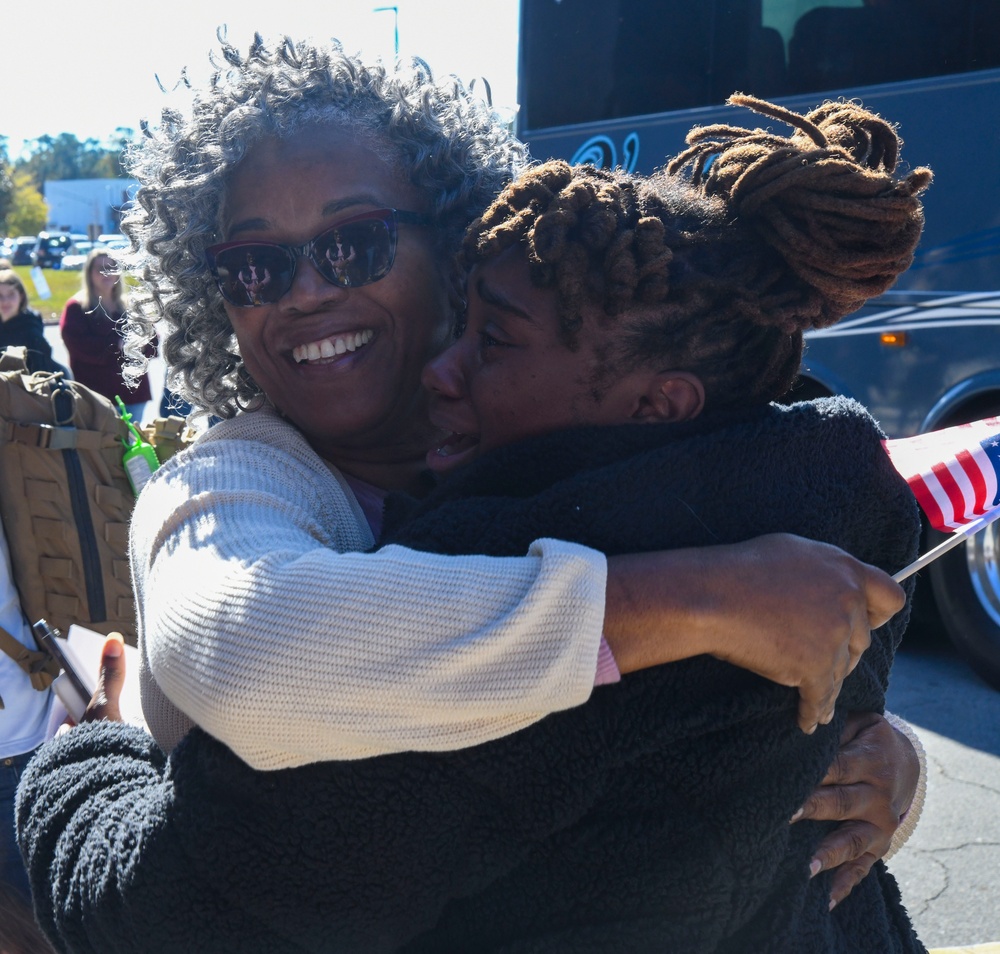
[928, 523, 1000, 691]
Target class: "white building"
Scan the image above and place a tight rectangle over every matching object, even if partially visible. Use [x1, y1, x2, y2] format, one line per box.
[43, 178, 138, 236]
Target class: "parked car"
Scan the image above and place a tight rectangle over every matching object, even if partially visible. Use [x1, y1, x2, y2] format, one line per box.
[31, 232, 87, 269]
[1, 236, 39, 266]
[60, 241, 96, 270]
[97, 233, 128, 252]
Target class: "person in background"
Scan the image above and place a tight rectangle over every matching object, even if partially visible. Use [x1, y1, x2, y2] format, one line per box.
[0, 882, 55, 954]
[59, 248, 152, 421]
[324, 228, 357, 284]
[0, 273, 65, 954]
[0, 518, 57, 907]
[0, 270, 66, 376]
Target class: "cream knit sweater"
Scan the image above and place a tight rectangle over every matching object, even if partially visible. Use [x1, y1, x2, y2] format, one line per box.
[132, 405, 607, 770]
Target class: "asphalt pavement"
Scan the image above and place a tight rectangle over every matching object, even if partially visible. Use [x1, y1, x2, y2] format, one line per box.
[888, 623, 1000, 950]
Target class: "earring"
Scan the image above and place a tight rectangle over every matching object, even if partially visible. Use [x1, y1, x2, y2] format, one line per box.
[234, 390, 265, 413]
[234, 364, 265, 413]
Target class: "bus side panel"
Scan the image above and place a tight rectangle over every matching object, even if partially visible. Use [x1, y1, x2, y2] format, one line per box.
[801, 293, 1000, 437]
[521, 69, 1000, 295]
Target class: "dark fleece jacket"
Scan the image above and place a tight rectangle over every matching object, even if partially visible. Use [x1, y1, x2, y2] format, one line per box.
[16, 397, 923, 954]
[0, 309, 66, 376]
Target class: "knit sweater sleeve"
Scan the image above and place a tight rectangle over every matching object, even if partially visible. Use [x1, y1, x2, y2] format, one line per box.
[132, 408, 607, 770]
[882, 711, 927, 860]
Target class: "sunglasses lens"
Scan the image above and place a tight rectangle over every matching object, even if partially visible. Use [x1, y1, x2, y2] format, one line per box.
[206, 211, 411, 305]
[211, 246, 293, 306]
[312, 216, 396, 288]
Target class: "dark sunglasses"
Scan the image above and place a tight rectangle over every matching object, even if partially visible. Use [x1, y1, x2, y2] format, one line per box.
[205, 208, 431, 307]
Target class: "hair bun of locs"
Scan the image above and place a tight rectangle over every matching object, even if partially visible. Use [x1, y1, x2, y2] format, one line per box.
[666, 93, 933, 335]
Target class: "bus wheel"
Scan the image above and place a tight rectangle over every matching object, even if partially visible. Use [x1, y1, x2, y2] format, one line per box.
[929, 522, 1000, 691]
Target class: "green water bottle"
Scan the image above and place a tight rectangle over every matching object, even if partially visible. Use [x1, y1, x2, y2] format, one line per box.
[115, 397, 160, 497]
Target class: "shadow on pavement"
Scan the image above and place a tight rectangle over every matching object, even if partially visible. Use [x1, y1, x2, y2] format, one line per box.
[888, 582, 1000, 757]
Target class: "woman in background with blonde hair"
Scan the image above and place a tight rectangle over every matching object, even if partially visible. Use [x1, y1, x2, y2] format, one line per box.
[59, 247, 152, 421]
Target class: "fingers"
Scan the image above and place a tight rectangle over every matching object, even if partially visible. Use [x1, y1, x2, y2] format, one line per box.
[795, 633, 858, 734]
[99, 633, 125, 689]
[825, 851, 879, 910]
[862, 563, 906, 629]
[796, 701, 821, 736]
[82, 633, 126, 724]
[795, 774, 875, 826]
[814, 711, 884, 786]
[812, 711, 917, 817]
[806, 820, 886, 908]
[846, 622, 872, 675]
[793, 560, 887, 735]
[741, 536, 877, 734]
[838, 709, 883, 751]
[796, 674, 840, 735]
[808, 818, 885, 871]
[792, 710, 909, 905]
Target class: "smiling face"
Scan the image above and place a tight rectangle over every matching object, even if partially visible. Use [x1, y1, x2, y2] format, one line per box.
[88, 254, 118, 303]
[0, 281, 24, 321]
[221, 126, 454, 487]
[422, 246, 703, 477]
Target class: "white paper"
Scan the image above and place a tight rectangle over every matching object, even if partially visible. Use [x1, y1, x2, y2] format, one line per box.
[29, 266, 52, 300]
[43, 694, 69, 740]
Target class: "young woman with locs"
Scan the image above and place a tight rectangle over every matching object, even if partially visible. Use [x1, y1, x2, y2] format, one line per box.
[373, 95, 931, 949]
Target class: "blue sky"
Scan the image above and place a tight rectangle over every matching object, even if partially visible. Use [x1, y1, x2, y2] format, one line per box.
[4, 0, 518, 158]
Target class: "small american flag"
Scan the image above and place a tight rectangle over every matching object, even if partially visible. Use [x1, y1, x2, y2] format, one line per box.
[883, 417, 1000, 532]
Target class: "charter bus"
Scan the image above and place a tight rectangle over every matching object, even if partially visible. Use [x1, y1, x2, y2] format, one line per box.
[516, 0, 1000, 688]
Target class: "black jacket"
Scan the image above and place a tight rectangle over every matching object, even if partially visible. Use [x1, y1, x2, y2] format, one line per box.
[17, 398, 924, 954]
[383, 396, 923, 954]
[0, 308, 67, 376]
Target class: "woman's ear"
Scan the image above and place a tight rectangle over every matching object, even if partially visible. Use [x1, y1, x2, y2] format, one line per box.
[631, 372, 705, 423]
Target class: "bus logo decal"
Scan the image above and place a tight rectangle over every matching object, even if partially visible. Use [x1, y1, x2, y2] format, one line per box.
[571, 132, 640, 171]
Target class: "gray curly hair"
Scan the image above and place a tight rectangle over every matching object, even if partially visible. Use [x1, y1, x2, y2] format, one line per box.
[119, 33, 528, 418]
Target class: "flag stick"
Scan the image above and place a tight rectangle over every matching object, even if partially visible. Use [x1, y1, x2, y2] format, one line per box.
[893, 505, 1000, 582]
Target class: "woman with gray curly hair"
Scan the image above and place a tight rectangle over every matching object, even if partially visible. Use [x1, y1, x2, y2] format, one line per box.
[113, 34, 899, 769]
[15, 35, 918, 953]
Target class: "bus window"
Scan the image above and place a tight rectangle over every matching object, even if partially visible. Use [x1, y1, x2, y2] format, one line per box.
[605, 1, 788, 117]
[519, 0, 792, 130]
[781, 0, 1000, 96]
[519, 0, 1000, 133]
